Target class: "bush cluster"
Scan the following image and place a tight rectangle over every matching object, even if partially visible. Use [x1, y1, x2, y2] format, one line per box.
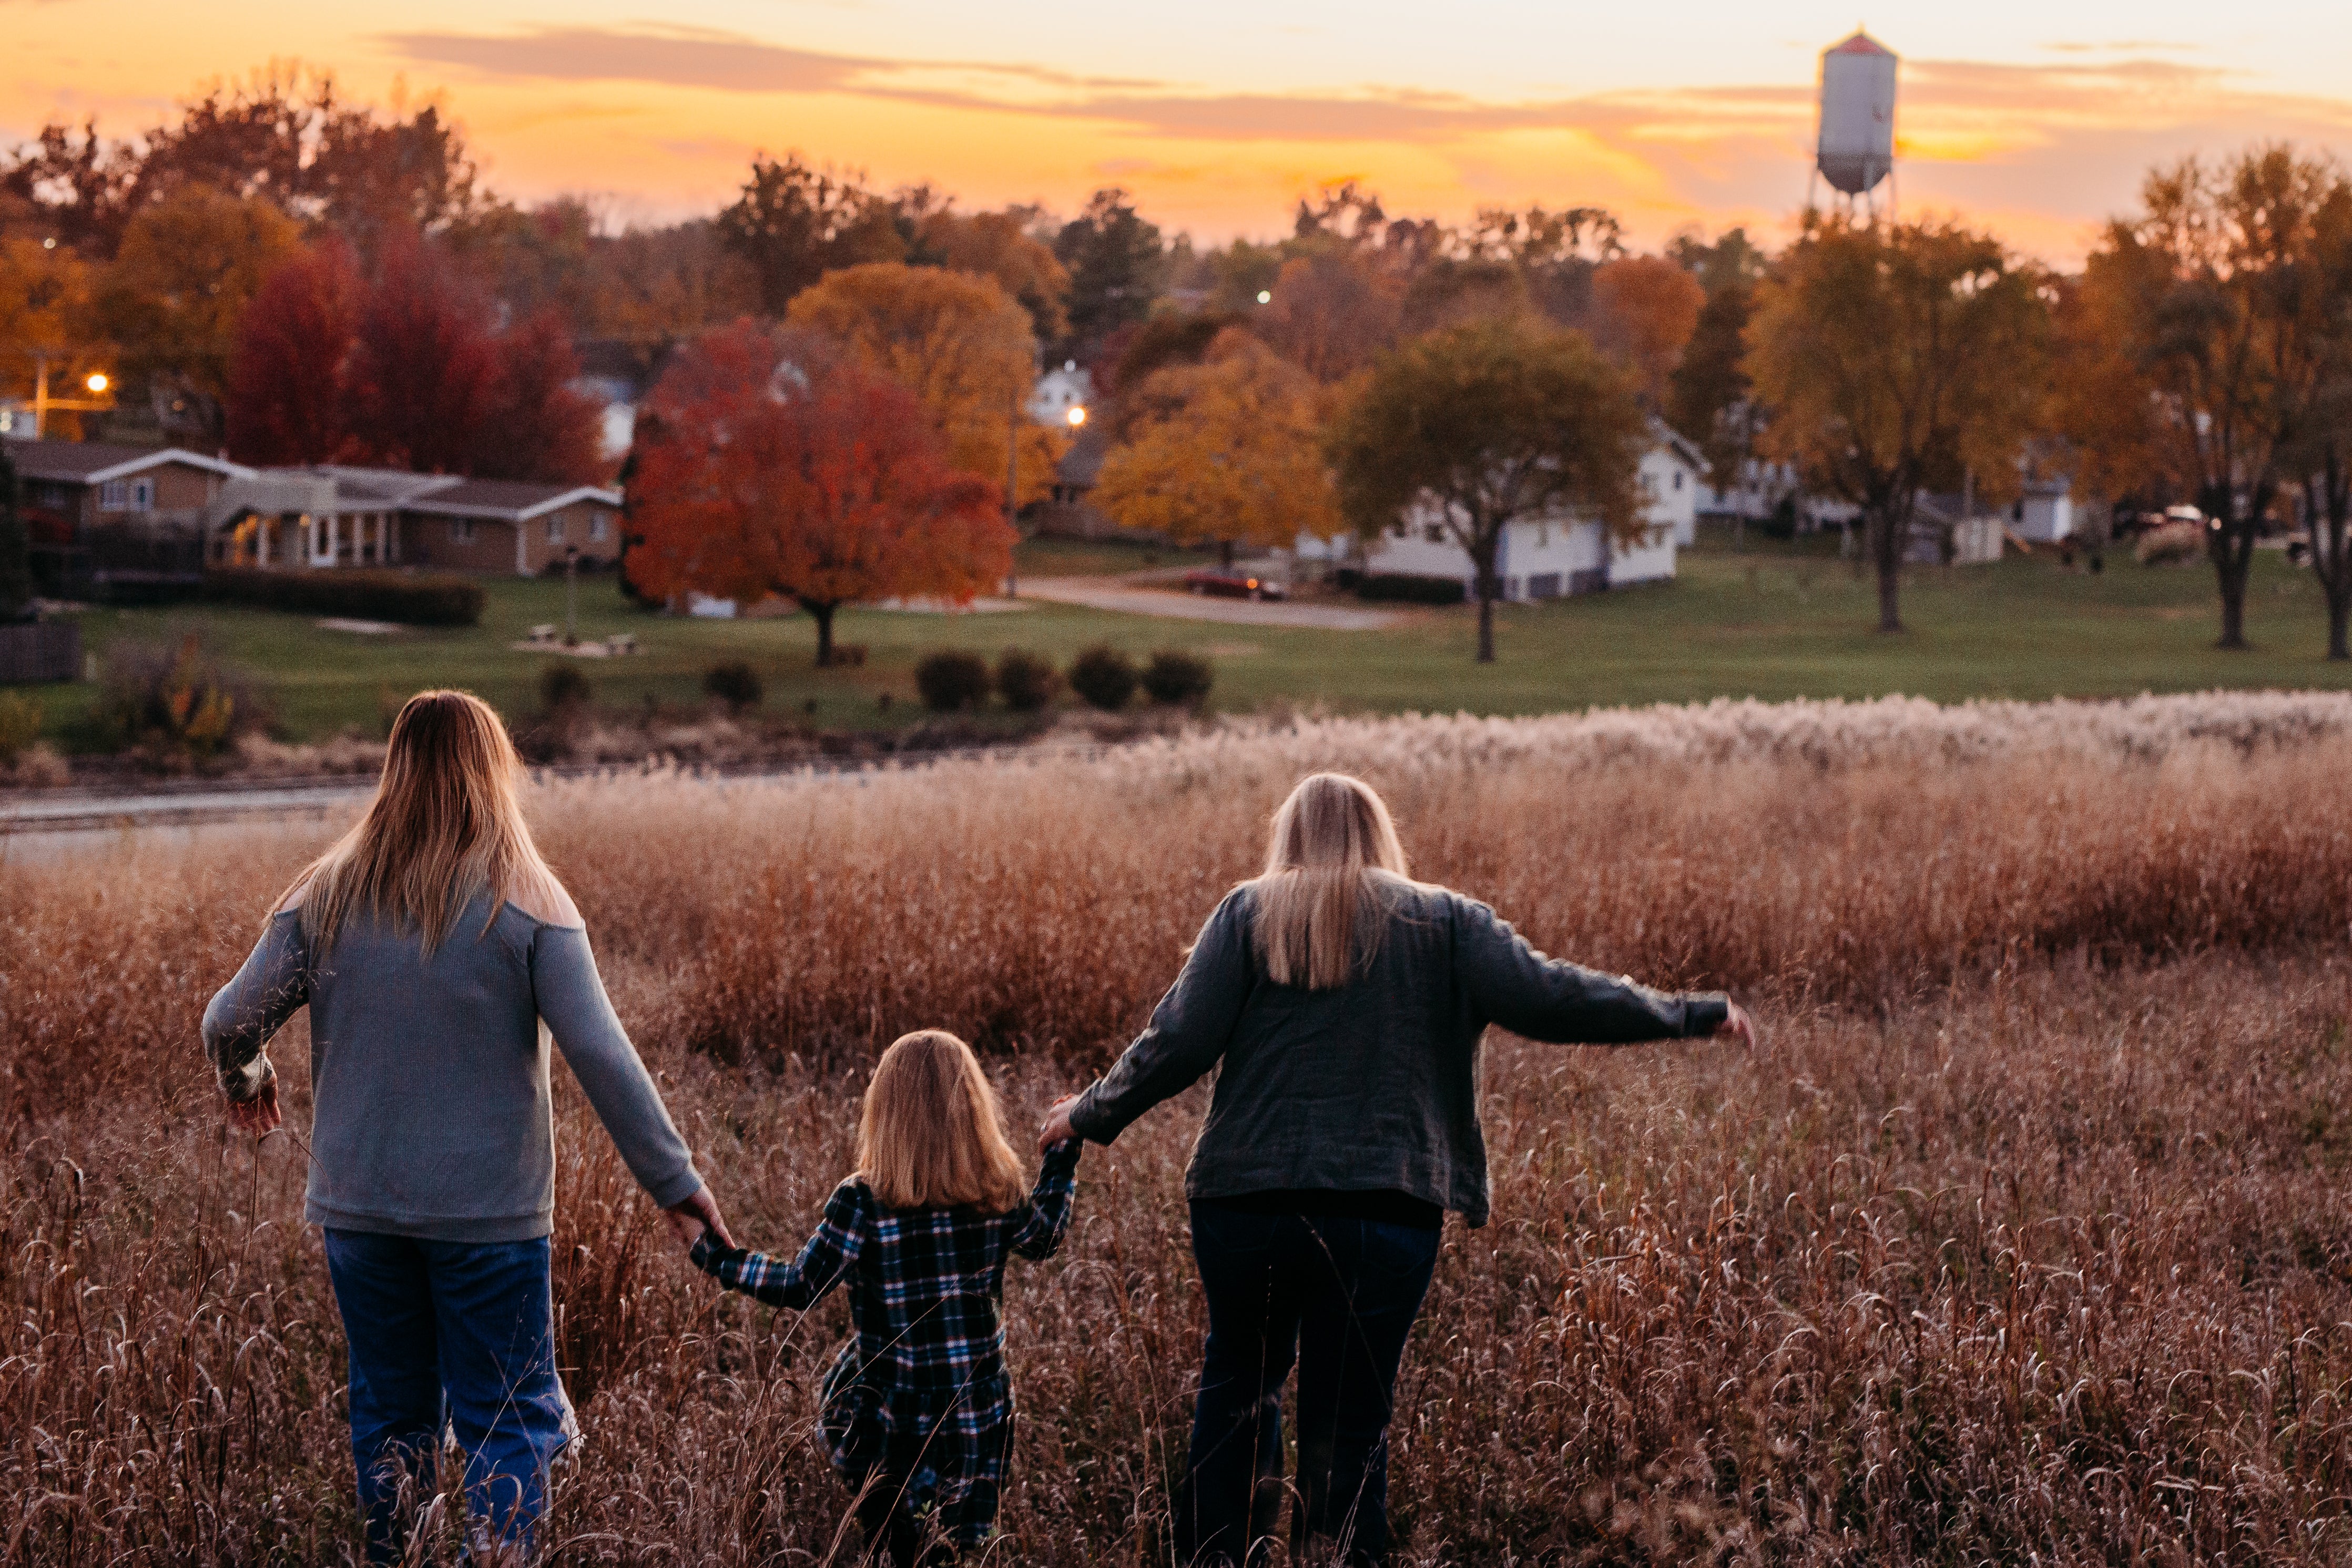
[1140, 649, 1214, 706]
[93, 631, 266, 761]
[1067, 645, 1138, 711]
[702, 661, 764, 713]
[1353, 572, 1467, 605]
[540, 663, 593, 713]
[994, 649, 1061, 712]
[202, 568, 485, 627]
[914, 651, 993, 712]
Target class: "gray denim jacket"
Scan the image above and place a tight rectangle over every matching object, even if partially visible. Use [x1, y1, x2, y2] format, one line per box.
[1067, 874, 1727, 1227]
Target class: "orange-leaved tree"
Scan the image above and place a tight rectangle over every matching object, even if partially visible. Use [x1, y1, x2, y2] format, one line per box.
[625, 321, 1013, 666]
[1093, 327, 1340, 564]
[786, 261, 1065, 509]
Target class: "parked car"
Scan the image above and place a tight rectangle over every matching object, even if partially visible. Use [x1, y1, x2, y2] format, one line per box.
[1184, 568, 1287, 601]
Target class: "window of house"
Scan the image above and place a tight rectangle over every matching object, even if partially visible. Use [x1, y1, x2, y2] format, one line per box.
[1423, 523, 1444, 544]
[547, 516, 566, 543]
[589, 512, 609, 543]
[131, 478, 154, 510]
[1536, 522, 1550, 548]
[1673, 471, 1684, 491]
[99, 480, 128, 511]
[451, 519, 477, 544]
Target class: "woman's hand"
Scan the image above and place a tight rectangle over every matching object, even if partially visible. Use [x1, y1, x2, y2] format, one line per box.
[1037, 1093, 1083, 1153]
[665, 1184, 736, 1251]
[225, 1077, 282, 1137]
[1716, 1001, 1758, 1052]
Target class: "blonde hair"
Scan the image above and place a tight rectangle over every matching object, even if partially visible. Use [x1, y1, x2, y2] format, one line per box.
[282, 690, 554, 955]
[1251, 772, 1410, 991]
[857, 1030, 1029, 1213]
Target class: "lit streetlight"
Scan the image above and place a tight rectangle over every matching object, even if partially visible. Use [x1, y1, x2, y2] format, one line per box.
[1066, 404, 1087, 429]
[26, 355, 117, 439]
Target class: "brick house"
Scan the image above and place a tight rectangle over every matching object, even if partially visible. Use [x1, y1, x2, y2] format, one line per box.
[207, 465, 623, 577]
[7, 437, 251, 595]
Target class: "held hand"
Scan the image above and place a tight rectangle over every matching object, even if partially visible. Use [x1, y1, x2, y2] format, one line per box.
[1715, 1001, 1758, 1053]
[1037, 1093, 1082, 1154]
[665, 1184, 735, 1251]
[225, 1076, 282, 1137]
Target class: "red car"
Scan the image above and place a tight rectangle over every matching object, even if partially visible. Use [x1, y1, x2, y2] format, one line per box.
[1184, 568, 1287, 601]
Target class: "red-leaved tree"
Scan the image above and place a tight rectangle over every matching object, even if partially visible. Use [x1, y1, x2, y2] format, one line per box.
[225, 237, 362, 465]
[227, 232, 606, 482]
[474, 309, 605, 484]
[340, 234, 501, 474]
[625, 320, 1012, 664]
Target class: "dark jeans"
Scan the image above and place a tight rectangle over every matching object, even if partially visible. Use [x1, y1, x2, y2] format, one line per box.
[1177, 1204, 1440, 1567]
[323, 1229, 570, 1564]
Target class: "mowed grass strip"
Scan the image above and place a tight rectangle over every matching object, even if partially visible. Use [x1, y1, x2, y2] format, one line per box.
[23, 527, 2352, 744]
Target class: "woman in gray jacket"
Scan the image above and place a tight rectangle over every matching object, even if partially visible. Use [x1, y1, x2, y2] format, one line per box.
[1041, 772, 1752, 1567]
[203, 690, 731, 1564]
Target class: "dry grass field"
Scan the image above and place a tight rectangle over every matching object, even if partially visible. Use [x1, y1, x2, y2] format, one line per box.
[9, 693, 2352, 1564]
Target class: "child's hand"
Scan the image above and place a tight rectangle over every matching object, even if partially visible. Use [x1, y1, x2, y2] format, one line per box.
[1037, 1093, 1082, 1153]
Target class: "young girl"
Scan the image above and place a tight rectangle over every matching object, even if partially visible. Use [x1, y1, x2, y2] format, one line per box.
[690, 1030, 1081, 1563]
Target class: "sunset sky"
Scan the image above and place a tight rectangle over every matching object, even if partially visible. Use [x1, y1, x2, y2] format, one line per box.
[11, 1, 2352, 262]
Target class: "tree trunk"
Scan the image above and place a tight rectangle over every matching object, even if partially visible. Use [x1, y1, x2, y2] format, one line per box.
[1868, 505, 1905, 634]
[2329, 594, 2349, 661]
[1475, 588, 1496, 663]
[2203, 481, 2256, 651]
[806, 600, 837, 666]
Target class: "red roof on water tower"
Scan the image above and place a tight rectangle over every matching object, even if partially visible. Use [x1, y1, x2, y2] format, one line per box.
[1828, 29, 1894, 56]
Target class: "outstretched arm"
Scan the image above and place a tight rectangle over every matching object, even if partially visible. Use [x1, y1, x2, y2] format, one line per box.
[1007, 1140, 1083, 1261]
[1064, 892, 1254, 1146]
[531, 923, 706, 1211]
[690, 1183, 868, 1311]
[1452, 894, 1734, 1044]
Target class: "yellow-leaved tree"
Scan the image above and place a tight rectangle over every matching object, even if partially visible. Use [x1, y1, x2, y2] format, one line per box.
[1093, 327, 1340, 565]
[786, 261, 1066, 509]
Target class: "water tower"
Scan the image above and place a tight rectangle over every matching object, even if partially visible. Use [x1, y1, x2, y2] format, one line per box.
[1813, 29, 1897, 215]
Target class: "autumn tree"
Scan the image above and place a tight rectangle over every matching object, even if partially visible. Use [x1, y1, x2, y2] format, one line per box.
[716, 155, 902, 315]
[94, 186, 302, 441]
[1256, 240, 1405, 382]
[2079, 147, 2352, 648]
[914, 207, 1072, 343]
[0, 235, 103, 435]
[1053, 189, 1165, 353]
[626, 322, 1013, 664]
[474, 310, 605, 484]
[225, 240, 363, 464]
[339, 236, 502, 475]
[786, 262, 1064, 507]
[1667, 228, 1771, 512]
[1328, 319, 1646, 664]
[1589, 255, 1705, 408]
[1748, 216, 2046, 634]
[1094, 328, 1340, 565]
[581, 219, 761, 343]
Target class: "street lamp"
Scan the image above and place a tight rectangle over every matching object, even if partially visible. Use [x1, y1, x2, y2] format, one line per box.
[85, 373, 108, 394]
[1066, 404, 1087, 429]
[26, 355, 117, 438]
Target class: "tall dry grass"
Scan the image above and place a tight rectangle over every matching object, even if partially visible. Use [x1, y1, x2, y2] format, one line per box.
[7, 693, 2352, 1563]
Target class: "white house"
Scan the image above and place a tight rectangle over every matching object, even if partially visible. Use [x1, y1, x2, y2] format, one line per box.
[2013, 477, 2073, 543]
[1350, 419, 1705, 602]
[1027, 362, 1094, 425]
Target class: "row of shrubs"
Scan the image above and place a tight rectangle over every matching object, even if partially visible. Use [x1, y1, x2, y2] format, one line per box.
[919, 645, 1212, 714]
[202, 568, 485, 627]
[1331, 568, 1469, 605]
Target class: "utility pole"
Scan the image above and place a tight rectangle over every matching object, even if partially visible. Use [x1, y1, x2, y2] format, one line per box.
[564, 545, 581, 646]
[1004, 384, 1021, 599]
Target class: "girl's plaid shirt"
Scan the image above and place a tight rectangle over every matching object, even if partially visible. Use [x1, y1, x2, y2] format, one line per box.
[690, 1141, 1083, 1452]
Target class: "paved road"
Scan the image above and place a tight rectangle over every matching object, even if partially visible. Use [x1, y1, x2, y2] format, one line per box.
[1014, 576, 1401, 630]
[1, 778, 378, 835]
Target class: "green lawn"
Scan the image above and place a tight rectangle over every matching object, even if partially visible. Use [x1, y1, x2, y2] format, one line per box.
[18, 527, 2352, 748]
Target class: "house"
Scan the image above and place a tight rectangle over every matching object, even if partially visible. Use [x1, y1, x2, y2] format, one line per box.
[1027, 362, 1094, 425]
[1907, 492, 2005, 565]
[1355, 420, 1706, 602]
[206, 466, 624, 576]
[2011, 476, 2073, 543]
[4, 436, 252, 596]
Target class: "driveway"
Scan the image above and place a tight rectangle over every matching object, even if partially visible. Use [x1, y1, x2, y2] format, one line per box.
[1013, 577, 1402, 630]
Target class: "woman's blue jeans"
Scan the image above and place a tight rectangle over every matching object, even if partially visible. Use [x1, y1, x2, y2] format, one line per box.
[323, 1229, 570, 1563]
[1177, 1204, 1440, 1567]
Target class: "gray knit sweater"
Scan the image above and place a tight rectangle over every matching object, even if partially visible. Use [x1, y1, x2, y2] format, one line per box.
[1067, 874, 1728, 1227]
[202, 892, 703, 1243]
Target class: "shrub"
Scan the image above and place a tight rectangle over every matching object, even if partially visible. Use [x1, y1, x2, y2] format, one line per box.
[702, 660, 764, 713]
[1067, 644, 1137, 711]
[95, 631, 264, 761]
[541, 663, 593, 712]
[995, 648, 1061, 712]
[2136, 520, 2204, 566]
[914, 650, 992, 712]
[202, 567, 484, 627]
[1140, 649, 1214, 706]
[1354, 572, 1467, 604]
[0, 689, 40, 761]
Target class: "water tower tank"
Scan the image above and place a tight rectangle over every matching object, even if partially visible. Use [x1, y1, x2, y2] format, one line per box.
[1816, 30, 1897, 197]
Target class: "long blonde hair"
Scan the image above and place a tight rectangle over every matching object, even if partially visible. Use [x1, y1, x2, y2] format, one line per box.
[282, 690, 553, 955]
[1251, 772, 1410, 991]
[857, 1030, 1029, 1213]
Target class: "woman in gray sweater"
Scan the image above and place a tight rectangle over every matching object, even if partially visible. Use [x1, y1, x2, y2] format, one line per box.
[1041, 772, 1753, 1567]
[203, 690, 730, 1565]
